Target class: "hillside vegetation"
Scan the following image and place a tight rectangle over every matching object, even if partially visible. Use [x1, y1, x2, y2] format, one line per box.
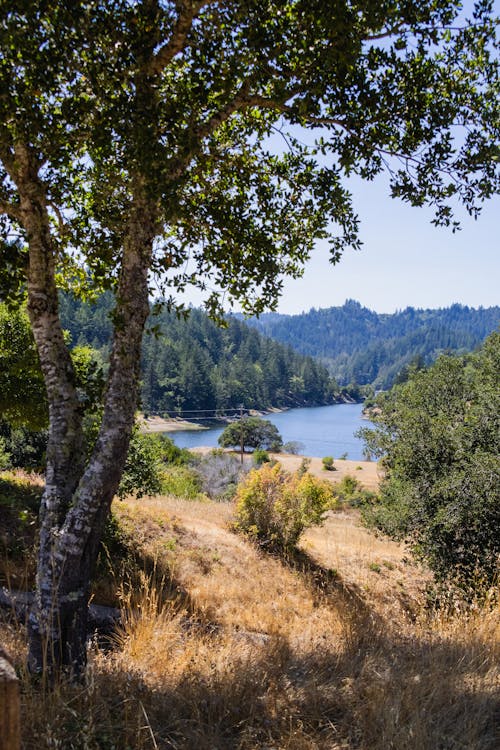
[1, 474, 498, 749]
[59, 293, 342, 414]
[246, 300, 500, 388]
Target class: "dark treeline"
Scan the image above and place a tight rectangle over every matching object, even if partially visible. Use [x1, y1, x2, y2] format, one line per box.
[245, 300, 500, 389]
[59, 293, 341, 415]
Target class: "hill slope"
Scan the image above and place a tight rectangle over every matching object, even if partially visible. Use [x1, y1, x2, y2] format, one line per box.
[59, 293, 341, 414]
[2, 472, 498, 749]
[245, 300, 500, 388]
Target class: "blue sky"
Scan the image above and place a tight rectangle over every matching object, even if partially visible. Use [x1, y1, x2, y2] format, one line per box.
[273, 174, 499, 314]
[182, 159, 499, 317]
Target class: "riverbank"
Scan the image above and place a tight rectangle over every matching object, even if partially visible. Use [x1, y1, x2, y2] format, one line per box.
[169, 403, 368, 461]
[139, 415, 206, 433]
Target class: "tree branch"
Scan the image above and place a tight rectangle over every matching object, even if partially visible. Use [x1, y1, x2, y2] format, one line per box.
[0, 199, 22, 221]
[167, 84, 308, 179]
[150, 0, 214, 74]
[48, 201, 69, 239]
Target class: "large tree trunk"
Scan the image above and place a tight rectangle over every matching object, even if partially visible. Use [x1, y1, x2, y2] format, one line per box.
[13, 146, 157, 676]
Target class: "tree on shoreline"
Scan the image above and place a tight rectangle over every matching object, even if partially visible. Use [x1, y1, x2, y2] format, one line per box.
[219, 417, 283, 453]
[0, 1, 498, 676]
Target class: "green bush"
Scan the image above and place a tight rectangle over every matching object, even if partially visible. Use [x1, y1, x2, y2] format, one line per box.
[322, 456, 335, 471]
[155, 434, 191, 466]
[118, 432, 165, 499]
[161, 465, 203, 500]
[235, 463, 334, 550]
[253, 449, 270, 465]
[0, 421, 47, 471]
[119, 431, 204, 500]
[335, 474, 377, 507]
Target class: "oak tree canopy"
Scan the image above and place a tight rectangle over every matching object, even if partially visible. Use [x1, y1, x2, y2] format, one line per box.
[0, 0, 498, 675]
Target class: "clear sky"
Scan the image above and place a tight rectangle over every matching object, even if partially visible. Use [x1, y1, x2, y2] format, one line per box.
[180, 165, 499, 317]
[272, 174, 500, 315]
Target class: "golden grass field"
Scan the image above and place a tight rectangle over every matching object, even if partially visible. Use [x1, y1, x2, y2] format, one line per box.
[1, 474, 499, 749]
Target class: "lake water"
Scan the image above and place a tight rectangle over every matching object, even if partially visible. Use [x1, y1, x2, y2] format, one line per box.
[170, 403, 369, 461]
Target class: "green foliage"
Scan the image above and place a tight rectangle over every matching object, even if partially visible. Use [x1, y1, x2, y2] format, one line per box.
[334, 475, 377, 508]
[117, 432, 165, 500]
[161, 466, 203, 501]
[0, 302, 105, 432]
[153, 434, 191, 466]
[248, 302, 500, 389]
[322, 456, 335, 471]
[253, 449, 270, 465]
[0, 305, 47, 430]
[0, 437, 11, 470]
[235, 463, 334, 550]
[360, 331, 500, 598]
[219, 417, 283, 453]
[0, 422, 47, 471]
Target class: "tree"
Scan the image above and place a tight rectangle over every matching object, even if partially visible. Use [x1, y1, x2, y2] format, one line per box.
[0, 304, 47, 430]
[218, 417, 283, 452]
[359, 331, 500, 598]
[0, 303, 104, 431]
[0, 1, 498, 675]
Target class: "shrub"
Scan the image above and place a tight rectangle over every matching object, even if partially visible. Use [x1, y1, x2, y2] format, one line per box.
[107, 429, 192, 500]
[0, 421, 47, 471]
[322, 456, 335, 471]
[161, 465, 203, 500]
[192, 451, 248, 501]
[335, 474, 377, 508]
[359, 331, 500, 599]
[155, 434, 191, 466]
[118, 432, 165, 499]
[235, 463, 334, 550]
[253, 449, 270, 465]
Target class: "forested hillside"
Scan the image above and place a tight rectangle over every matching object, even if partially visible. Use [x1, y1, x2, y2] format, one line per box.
[59, 294, 340, 415]
[246, 300, 500, 388]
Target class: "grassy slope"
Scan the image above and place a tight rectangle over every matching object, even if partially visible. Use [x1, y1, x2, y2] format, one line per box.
[1, 475, 499, 749]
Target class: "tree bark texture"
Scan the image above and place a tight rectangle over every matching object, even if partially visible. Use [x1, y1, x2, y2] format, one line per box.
[10, 144, 156, 676]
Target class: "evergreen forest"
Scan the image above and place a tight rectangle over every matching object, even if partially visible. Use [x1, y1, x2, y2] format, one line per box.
[245, 300, 500, 388]
[59, 293, 340, 415]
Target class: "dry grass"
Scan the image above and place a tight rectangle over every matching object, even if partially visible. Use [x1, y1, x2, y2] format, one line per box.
[2, 490, 499, 749]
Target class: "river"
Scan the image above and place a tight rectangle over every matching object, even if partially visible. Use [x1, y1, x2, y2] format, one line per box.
[170, 403, 369, 461]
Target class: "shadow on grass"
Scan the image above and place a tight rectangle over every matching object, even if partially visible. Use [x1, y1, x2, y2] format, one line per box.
[14, 610, 499, 750]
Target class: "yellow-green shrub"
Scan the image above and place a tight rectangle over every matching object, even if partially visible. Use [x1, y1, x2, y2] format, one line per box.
[235, 463, 334, 550]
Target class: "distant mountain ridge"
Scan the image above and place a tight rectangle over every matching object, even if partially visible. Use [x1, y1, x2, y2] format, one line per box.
[244, 300, 500, 389]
